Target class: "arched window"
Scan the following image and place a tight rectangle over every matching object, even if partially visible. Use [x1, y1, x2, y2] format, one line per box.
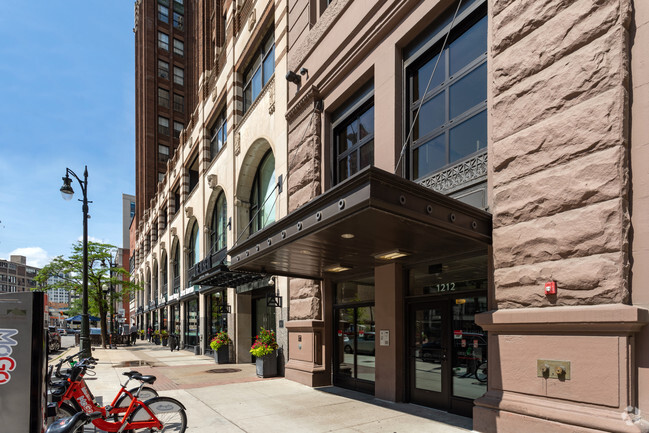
[211, 192, 227, 251]
[172, 242, 180, 293]
[188, 221, 199, 268]
[152, 263, 158, 300]
[250, 150, 276, 234]
[161, 252, 168, 292]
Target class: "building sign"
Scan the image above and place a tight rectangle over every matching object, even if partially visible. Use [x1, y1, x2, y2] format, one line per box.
[379, 330, 389, 346]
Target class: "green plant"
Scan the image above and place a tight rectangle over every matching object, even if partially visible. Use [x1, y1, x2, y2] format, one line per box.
[250, 327, 278, 357]
[160, 330, 169, 338]
[153, 330, 160, 337]
[139, 330, 145, 336]
[210, 330, 231, 351]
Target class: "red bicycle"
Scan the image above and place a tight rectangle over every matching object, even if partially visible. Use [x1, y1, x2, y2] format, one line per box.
[49, 351, 158, 420]
[51, 357, 186, 432]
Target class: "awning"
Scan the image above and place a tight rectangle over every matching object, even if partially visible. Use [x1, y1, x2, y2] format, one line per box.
[228, 167, 491, 280]
[66, 314, 100, 322]
[189, 247, 266, 289]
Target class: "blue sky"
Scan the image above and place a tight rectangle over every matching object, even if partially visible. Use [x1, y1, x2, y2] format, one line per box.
[0, 2, 135, 267]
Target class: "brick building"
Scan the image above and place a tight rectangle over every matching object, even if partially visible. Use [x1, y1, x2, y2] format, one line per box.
[133, 0, 649, 431]
[0, 255, 39, 293]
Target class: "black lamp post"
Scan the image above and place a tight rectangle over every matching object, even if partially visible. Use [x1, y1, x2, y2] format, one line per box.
[60, 166, 92, 359]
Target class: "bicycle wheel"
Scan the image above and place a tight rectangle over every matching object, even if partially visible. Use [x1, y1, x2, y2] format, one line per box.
[476, 361, 487, 383]
[129, 396, 187, 432]
[48, 402, 76, 426]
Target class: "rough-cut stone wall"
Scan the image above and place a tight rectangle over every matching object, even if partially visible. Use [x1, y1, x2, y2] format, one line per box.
[286, 91, 323, 320]
[491, 0, 631, 308]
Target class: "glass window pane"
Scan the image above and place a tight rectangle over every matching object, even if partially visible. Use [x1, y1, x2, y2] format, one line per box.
[452, 296, 488, 399]
[414, 52, 446, 101]
[355, 306, 376, 382]
[336, 308, 355, 378]
[337, 129, 348, 154]
[449, 15, 488, 76]
[449, 110, 487, 163]
[413, 134, 446, 179]
[244, 86, 252, 111]
[348, 151, 359, 177]
[449, 62, 486, 119]
[262, 45, 275, 86]
[415, 92, 445, 140]
[346, 119, 359, 149]
[252, 68, 262, 102]
[259, 153, 276, 228]
[338, 158, 348, 183]
[359, 141, 373, 170]
[414, 307, 442, 393]
[359, 106, 374, 139]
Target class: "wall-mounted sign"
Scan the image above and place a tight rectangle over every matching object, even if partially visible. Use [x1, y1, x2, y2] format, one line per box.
[380, 330, 389, 346]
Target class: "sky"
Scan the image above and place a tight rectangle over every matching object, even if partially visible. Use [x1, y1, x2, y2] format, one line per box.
[0, 1, 136, 267]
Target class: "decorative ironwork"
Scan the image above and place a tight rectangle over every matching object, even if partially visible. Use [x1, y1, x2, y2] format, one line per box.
[266, 293, 282, 308]
[417, 151, 487, 195]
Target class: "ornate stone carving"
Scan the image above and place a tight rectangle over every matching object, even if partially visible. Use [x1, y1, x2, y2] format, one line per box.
[417, 152, 488, 194]
[133, 0, 141, 32]
[160, 241, 165, 250]
[171, 227, 177, 236]
[185, 207, 193, 219]
[268, 82, 275, 114]
[248, 8, 256, 31]
[207, 174, 218, 189]
[234, 132, 241, 156]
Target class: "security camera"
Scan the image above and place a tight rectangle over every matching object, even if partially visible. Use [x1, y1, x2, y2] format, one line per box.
[285, 70, 301, 85]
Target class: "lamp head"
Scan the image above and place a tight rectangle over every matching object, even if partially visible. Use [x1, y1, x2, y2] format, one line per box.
[60, 175, 74, 201]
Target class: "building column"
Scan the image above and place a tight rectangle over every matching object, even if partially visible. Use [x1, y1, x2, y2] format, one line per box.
[374, 263, 405, 402]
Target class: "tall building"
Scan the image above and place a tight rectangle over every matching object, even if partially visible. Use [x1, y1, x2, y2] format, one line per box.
[132, 1, 649, 432]
[0, 255, 39, 293]
[134, 0, 195, 228]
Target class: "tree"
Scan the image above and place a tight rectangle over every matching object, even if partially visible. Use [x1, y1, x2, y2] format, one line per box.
[35, 241, 141, 348]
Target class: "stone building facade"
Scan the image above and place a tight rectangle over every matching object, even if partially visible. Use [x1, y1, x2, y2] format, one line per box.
[133, 0, 649, 431]
[226, 0, 649, 431]
[0, 255, 39, 293]
[132, 0, 290, 367]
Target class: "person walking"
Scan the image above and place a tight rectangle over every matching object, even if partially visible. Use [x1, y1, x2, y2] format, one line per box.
[130, 323, 138, 345]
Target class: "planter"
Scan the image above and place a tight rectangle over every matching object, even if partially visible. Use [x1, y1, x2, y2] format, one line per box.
[161, 338, 168, 347]
[255, 353, 277, 378]
[153, 336, 160, 345]
[213, 346, 229, 364]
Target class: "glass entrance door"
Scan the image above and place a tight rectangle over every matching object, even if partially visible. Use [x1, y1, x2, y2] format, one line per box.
[409, 302, 448, 408]
[251, 289, 276, 361]
[334, 305, 376, 393]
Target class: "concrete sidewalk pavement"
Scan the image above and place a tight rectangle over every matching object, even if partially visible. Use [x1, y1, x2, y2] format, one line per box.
[55, 342, 473, 432]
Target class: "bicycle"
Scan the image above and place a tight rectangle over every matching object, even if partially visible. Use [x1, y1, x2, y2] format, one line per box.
[46, 411, 103, 433]
[48, 351, 158, 421]
[50, 358, 187, 432]
[475, 359, 487, 383]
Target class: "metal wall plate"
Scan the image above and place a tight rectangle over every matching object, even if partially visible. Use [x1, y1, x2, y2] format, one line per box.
[537, 359, 571, 380]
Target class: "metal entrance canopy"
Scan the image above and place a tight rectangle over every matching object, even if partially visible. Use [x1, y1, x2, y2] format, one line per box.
[228, 167, 492, 280]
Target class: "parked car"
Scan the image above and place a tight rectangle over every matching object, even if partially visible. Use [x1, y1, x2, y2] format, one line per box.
[58, 328, 68, 335]
[47, 326, 61, 353]
[90, 327, 101, 335]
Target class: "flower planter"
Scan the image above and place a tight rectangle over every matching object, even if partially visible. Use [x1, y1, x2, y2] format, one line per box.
[161, 338, 168, 347]
[213, 345, 229, 364]
[255, 352, 277, 378]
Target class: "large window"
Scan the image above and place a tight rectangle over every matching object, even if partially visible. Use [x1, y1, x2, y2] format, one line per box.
[187, 154, 199, 193]
[173, 12, 184, 30]
[172, 242, 180, 294]
[250, 151, 276, 234]
[158, 32, 169, 51]
[158, 116, 169, 135]
[158, 3, 169, 23]
[173, 93, 184, 112]
[159, 144, 170, 162]
[161, 252, 168, 294]
[158, 60, 170, 79]
[158, 88, 170, 108]
[173, 66, 184, 85]
[209, 111, 227, 159]
[243, 31, 275, 113]
[188, 221, 199, 268]
[173, 121, 183, 139]
[211, 192, 227, 251]
[407, 9, 487, 180]
[173, 38, 184, 57]
[332, 85, 374, 184]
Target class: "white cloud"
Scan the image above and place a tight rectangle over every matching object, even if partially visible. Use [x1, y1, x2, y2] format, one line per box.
[8, 247, 50, 268]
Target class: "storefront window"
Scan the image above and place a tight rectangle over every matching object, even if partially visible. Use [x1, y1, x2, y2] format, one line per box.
[209, 291, 228, 337]
[452, 295, 488, 399]
[211, 192, 227, 251]
[184, 299, 198, 346]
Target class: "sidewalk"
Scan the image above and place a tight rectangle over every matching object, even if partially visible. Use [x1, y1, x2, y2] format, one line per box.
[58, 342, 474, 433]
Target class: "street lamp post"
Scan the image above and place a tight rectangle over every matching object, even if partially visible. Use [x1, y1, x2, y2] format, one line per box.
[60, 166, 92, 359]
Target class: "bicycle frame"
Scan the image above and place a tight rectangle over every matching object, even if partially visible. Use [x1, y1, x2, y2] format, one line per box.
[58, 369, 163, 432]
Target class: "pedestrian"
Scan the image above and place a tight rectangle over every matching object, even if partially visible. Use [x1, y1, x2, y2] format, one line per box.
[147, 326, 153, 342]
[130, 323, 138, 345]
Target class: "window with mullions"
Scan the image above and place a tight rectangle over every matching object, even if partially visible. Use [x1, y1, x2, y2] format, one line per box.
[173, 38, 184, 57]
[173, 12, 184, 30]
[249, 151, 276, 234]
[158, 32, 169, 51]
[172, 242, 180, 293]
[188, 221, 199, 268]
[211, 192, 227, 251]
[332, 85, 374, 184]
[158, 88, 169, 108]
[173, 0, 184, 14]
[158, 4, 169, 23]
[209, 111, 227, 159]
[407, 9, 487, 180]
[173, 66, 184, 85]
[243, 31, 275, 113]
[158, 60, 170, 79]
[173, 93, 184, 112]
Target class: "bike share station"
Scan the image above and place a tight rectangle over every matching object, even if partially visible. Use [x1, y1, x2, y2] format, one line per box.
[0, 291, 47, 433]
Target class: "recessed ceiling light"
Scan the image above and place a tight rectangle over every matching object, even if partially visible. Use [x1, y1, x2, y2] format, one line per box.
[375, 250, 411, 260]
[341, 233, 355, 239]
[325, 264, 351, 273]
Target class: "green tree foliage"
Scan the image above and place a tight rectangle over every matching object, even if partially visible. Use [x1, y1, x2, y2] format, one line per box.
[34, 241, 141, 348]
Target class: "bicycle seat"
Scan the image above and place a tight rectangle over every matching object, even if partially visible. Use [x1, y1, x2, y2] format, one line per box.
[133, 373, 156, 384]
[45, 411, 102, 433]
[122, 370, 140, 377]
